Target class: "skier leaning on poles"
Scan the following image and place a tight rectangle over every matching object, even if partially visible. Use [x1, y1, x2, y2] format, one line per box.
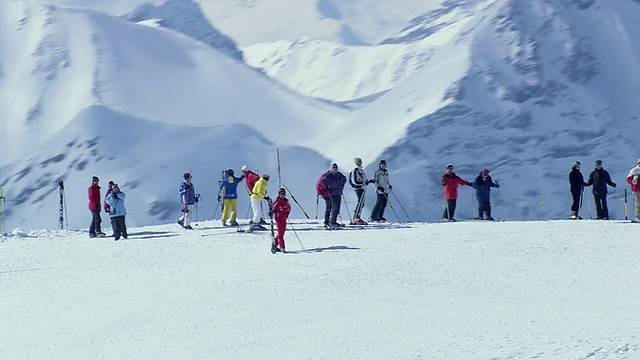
[370, 160, 392, 222]
[569, 161, 589, 220]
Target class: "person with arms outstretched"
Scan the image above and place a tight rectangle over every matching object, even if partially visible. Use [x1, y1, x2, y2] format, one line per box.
[441, 164, 472, 222]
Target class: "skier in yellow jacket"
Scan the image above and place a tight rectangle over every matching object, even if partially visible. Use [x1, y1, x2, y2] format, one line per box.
[249, 174, 270, 230]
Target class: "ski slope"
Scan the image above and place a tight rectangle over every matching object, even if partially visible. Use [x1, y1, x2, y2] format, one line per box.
[2, 220, 639, 359]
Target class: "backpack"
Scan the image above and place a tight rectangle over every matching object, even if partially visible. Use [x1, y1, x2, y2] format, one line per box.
[349, 170, 356, 188]
[316, 172, 328, 195]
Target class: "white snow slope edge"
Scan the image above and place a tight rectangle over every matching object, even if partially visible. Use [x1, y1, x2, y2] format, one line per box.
[1, 220, 639, 359]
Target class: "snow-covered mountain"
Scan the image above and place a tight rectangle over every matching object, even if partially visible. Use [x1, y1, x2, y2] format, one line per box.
[0, 0, 339, 230]
[2, 0, 640, 230]
[242, 0, 640, 221]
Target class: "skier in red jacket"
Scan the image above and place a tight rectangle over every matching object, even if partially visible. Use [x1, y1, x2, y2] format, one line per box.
[242, 165, 264, 224]
[88, 176, 105, 238]
[316, 170, 332, 228]
[241, 165, 260, 192]
[272, 188, 291, 252]
[441, 164, 472, 222]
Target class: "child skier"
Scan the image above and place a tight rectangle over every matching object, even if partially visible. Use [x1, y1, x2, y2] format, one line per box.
[272, 188, 291, 252]
[106, 183, 128, 240]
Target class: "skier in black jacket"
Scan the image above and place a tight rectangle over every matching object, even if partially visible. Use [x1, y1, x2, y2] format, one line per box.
[586, 159, 617, 220]
[569, 161, 588, 219]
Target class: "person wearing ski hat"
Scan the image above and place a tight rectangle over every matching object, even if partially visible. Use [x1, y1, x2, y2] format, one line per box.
[178, 172, 198, 229]
[626, 159, 640, 222]
[569, 161, 589, 219]
[241, 165, 265, 224]
[106, 183, 128, 240]
[586, 160, 616, 220]
[218, 168, 244, 226]
[241, 165, 260, 193]
[316, 169, 332, 228]
[249, 174, 270, 230]
[349, 157, 370, 225]
[441, 164, 472, 222]
[272, 188, 291, 252]
[104, 181, 116, 235]
[88, 176, 105, 238]
[321, 163, 347, 229]
[471, 168, 499, 220]
[370, 159, 392, 222]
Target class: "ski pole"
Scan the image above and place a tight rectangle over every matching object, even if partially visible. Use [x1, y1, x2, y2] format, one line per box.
[277, 147, 282, 189]
[0, 188, 5, 234]
[283, 184, 310, 219]
[287, 220, 306, 251]
[384, 193, 400, 222]
[624, 189, 628, 220]
[341, 194, 353, 224]
[391, 190, 412, 222]
[195, 194, 200, 222]
[212, 200, 220, 220]
[315, 195, 319, 220]
[63, 184, 68, 228]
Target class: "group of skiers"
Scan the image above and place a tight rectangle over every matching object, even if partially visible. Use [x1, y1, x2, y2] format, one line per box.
[85, 157, 640, 244]
[176, 166, 291, 252]
[315, 159, 394, 229]
[87, 176, 128, 240]
[569, 159, 640, 221]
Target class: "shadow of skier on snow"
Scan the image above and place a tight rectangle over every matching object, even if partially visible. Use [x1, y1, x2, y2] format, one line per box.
[287, 245, 361, 254]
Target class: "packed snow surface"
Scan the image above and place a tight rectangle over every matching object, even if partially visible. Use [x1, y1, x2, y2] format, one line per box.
[2, 219, 639, 359]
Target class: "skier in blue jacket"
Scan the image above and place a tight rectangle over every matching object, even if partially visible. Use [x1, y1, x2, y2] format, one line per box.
[106, 183, 128, 240]
[218, 169, 244, 226]
[471, 169, 499, 220]
[178, 172, 198, 229]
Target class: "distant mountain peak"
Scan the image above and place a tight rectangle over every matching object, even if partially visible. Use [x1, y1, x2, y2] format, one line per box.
[122, 0, 243, 61]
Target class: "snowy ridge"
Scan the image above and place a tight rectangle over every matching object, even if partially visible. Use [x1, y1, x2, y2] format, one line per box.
[2, 219, 640, 359]
[0, 105, 330, 230]
[121, 0, 244, 61]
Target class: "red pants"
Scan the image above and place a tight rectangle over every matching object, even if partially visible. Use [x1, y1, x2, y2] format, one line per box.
[275, 219, 286, 248]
